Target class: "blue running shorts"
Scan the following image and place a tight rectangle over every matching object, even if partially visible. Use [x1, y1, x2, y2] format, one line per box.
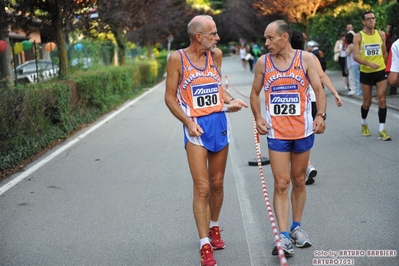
[184, 112, 230, 152]
[267, 134, 314, 153]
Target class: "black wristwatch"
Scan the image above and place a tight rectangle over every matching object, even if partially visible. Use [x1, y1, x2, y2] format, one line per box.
[317, 112, 327, 120]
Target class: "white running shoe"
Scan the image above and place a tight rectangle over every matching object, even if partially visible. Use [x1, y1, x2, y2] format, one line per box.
[306, 165, 317, 185]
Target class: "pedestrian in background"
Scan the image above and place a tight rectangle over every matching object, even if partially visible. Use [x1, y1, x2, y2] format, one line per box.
[334, 32, 349, 91]
[385, 24, 393, 53]
[345, 33, 361, 96]
[307, 40, 327, 72]
[252, 43, 262, 62]
[229, 44, 237, 60]
[239, 45, 247, 70]
[246, 45, 255, 73]
[164, 15, 248, 266]
[291, 31, 342, 185]
[346, 23, 354, 32]
[353, 11, 391, 141]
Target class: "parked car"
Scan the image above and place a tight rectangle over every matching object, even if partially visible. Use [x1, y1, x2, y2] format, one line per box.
[15, 59, 59, 83]
[71, 57, 93, 69]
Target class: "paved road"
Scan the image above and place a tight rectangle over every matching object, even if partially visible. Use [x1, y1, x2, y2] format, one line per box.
[1, 56, 398, 266]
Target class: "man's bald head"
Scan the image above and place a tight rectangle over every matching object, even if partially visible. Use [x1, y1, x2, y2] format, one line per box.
[267, 20, 293, 41]
[187, 15, 214, 40]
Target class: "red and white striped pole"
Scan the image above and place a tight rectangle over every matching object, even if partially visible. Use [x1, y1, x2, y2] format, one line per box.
[252, 116, 288, 266]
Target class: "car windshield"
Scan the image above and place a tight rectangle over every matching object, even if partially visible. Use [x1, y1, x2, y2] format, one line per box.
[17, 61, 53, 73]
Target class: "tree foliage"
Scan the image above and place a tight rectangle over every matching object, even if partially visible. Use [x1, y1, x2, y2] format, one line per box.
[78, 0, 190, 64]
[253, 0, 338, 26]
[213, 0, 283, 45]
[1, 0, 396, 82]
[128, 0, 189, 58]
[9, 0, 96, 78]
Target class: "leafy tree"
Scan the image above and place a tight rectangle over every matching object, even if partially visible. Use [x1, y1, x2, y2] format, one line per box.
[219, 0, 282, 45]
[252, 0, 338, 30]
[126, 0, 190, 59]
[209, 0, 228, 11]
[10, 0, 96, 78]
[95, 0, 160, 65]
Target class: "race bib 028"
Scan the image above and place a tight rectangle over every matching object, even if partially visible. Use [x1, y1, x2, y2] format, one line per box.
[269, 93, 301, 116]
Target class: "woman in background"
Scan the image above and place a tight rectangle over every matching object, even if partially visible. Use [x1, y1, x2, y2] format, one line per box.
[334, 32, 349, 91]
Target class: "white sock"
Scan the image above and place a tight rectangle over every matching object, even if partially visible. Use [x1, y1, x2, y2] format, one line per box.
[200, 237, 210, 248]
[209, 220, 218, 228]
[379, 123, 385, 132]
[361, 119, 367, 125]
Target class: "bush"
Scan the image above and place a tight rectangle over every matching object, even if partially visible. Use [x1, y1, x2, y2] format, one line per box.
[218, 45, 230, 55]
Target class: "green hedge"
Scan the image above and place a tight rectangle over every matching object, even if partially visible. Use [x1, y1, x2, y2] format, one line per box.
[0, 60, 165, 174]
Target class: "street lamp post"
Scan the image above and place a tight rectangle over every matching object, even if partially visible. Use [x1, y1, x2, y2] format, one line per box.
[167, 35, 174, 54]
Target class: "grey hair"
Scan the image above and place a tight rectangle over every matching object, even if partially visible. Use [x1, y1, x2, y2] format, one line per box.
[187, 15, 214, 39]
[274, 20, 293, 41]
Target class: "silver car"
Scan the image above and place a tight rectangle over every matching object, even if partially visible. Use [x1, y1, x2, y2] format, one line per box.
[15, 59, 59, 83]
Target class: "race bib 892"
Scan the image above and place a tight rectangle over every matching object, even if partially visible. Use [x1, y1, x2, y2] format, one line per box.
[364, 43, 381, 57]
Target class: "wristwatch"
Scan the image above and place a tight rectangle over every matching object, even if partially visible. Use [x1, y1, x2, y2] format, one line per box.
[317, 112, 327, 120]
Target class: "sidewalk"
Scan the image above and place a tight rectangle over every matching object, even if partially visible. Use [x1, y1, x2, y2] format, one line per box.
[325, 70, 399, 111]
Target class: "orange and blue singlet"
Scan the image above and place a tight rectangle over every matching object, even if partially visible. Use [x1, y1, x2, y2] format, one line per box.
[262, 50, 314, 142]
[177, 49, 230, 152]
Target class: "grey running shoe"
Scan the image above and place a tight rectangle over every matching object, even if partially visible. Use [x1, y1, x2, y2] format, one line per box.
[290, 226, 312, 248]
[306, 165, 317, 185]
[272, 233, 294, 256]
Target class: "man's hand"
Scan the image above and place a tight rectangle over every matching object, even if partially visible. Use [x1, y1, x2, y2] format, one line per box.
[227, 98, 248, 112]
[334, 95, 343, 107]
[368, 62, 380, 70]
[186, 120, 204, 137]
[313, 116, 326, 134]
[255, 117, 271, 135]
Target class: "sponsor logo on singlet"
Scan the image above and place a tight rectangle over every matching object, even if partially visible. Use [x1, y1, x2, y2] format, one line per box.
[193, 83, 219, 96]
[264, 72, 305, 91]
[272, 84, 298, 92]
[182, 71, 222, 90]
[270, 94, 300, 103]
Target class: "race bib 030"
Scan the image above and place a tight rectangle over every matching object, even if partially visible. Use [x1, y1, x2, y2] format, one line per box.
[192, 83, 220, 109]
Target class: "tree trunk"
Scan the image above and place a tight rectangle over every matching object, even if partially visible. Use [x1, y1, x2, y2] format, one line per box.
[146, 42, 152, 60]
[118, 44, 125, 66]
[0, 37, 14, 89]
[53, 6, 68, 79]
[0, 2, 14, 88]
[113, 28, 125, 66]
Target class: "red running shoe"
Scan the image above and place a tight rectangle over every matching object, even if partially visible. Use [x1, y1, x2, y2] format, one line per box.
[208, 226, 225, 249]
[200, 243, 217, 266]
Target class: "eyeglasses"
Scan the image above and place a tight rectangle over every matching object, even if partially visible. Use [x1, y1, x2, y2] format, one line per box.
[199, 31, 218, 37]
[364, 17, 376, 21]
